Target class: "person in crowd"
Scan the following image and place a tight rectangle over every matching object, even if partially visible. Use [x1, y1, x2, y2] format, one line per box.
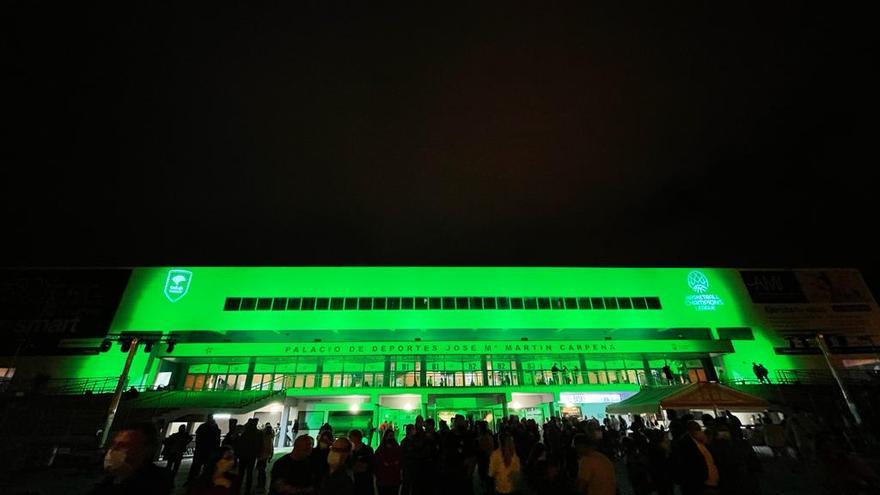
[311, 429, 334, 485]
[708, 420, 761, 495]
[672, 421, 719, 495]
[574, 433, 615, 495]
[87, 423, 173, 495]
[366, 419, 376, 447]
[751, 363, 765, 384]
[488, 432, 522, 495]
[323, 437, 355, 495]
[662, 364, 674, 385]
[348, 429, 375, 495]
[374, 429, 403, 495]
[477, 420, 497, 493]
[256, 422, 276, 489]
[187, 445, 239, 495]
[757, 364, 770, 383]
[270, 435, 318, 495]
[189, 415, 222, 482]
[235, 418, 265, 494]
[645, 429, 674, 495]
[292, 419, 300, 442]
[441, 414, 478, 495]
[162, 424, 193, 478]
[223, 419, 241, 448]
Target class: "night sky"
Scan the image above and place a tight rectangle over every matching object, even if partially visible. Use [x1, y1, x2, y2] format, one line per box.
[3, 4, 877, 290]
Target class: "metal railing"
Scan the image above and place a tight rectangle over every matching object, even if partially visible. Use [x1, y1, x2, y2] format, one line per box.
[128, 388, 285, 410]
[192, 368, 668, 392]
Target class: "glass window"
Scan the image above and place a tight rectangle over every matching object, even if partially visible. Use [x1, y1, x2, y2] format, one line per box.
[330, 297, 344, 310]
[272, 298, 287, 310]
[287, 298, 302, 310]
[315, 298, 330, 310]
[483, 297, 497, 309]
[257, 298, 273, 310]
[301, 298, 316, 310]
[224, 298, 241, 311]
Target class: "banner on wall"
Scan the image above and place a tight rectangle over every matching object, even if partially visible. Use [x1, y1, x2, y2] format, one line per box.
[738, 269, 880, 337]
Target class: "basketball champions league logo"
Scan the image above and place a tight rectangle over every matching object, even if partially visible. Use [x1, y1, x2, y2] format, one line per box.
[685, 270, 723, 311]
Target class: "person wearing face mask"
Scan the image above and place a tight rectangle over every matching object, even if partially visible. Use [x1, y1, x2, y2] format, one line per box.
[373, 429, 402, 495]
[187, 446, 239, 495]
[87, 423, 173, 495]
[323, 437, 355, 495]
[311, 430, 334, 484]
[270, 435, 318, 495]
[671, 421, 719, 495]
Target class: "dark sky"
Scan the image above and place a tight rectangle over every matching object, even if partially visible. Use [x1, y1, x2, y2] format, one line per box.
[3, 3, 877, 288]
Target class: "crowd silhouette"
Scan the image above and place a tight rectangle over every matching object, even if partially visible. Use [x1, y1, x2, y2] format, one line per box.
[86, 408, 880, 495]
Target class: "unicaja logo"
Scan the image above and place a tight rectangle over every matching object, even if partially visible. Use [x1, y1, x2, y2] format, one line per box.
[687, 271, 709, 293]
[163, 269, 193, 302]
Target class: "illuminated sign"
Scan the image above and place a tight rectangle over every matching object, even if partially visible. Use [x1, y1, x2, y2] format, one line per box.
[161, 339, 734, 358]
[163, 269, 192, 302]
[559, 392, 622, 404]
[685, 270, 724, 311]
[687, 271, 709, 293]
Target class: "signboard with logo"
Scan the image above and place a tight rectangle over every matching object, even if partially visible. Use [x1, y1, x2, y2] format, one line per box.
[0, 269, 132, 354]
[559, 392, 623, 404]
[738, 269, 880, 337]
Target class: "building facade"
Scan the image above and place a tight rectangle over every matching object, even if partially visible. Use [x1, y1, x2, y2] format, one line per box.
[3, 267, 879, 444]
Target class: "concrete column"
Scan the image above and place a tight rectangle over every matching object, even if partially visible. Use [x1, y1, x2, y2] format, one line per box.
[642, 355, 652, 386]
[419, 356, 427, 387]
[480, 355, 489, 386]
[277, 402, 291, 448]
[514, 356, 524, 385]
[501, 394, 509, 419]
[578, 354, 588, 384]
[384, 356, 392, 388]
[243, 357, 257, 390]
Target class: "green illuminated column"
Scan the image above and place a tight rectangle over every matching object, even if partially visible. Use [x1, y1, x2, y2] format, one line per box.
[501, 393, 509, 418]
[419, 356, 427, 388]
[243, 357, 257, 390]
[514, 356, 524, 385]
[579, 354, 588, 384]
[642, 356, 652, 386]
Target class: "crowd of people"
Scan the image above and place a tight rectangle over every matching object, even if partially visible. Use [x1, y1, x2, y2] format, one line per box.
[85, 408, 880, 495]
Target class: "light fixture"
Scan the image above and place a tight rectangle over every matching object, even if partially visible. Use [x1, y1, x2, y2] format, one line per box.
[99, 339, 112, 352]
[166, 340, 176, 353]
[403, 403, 414, 411]
[509, 401, 521, 409]
[213, 413, 232, 420]
[143, 341, 154, 353]
[119, 337, 133, 353]
[349, 403, 360, 413]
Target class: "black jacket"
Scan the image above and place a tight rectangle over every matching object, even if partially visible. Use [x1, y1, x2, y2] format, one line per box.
[671, 435, 709, 491]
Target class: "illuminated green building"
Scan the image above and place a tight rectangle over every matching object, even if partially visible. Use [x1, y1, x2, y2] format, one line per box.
[3, 267, 879, 445]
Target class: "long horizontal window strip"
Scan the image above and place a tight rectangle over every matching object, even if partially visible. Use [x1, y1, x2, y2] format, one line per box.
[223, 296, 662, 312]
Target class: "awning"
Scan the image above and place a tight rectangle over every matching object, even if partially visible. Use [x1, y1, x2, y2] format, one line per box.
[605, 382, 768, 415]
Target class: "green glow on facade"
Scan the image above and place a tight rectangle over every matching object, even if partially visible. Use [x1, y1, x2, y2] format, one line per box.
[50, 266, 876, 394]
